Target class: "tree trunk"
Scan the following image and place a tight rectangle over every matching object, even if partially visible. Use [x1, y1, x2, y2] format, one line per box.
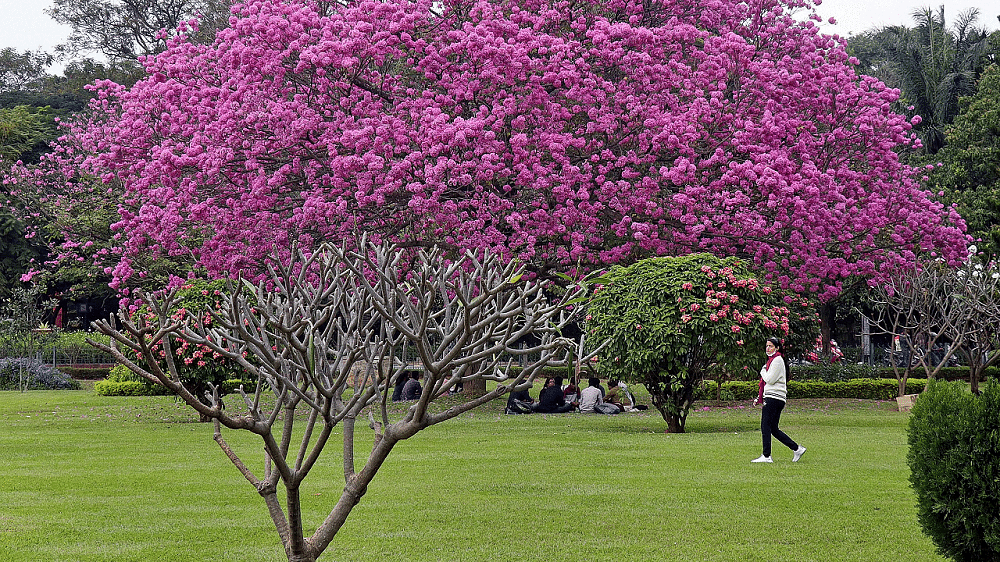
[665, 415, 684, 433]
[820, 302, 836, 353]
[970, 365, 982, 395]
[463, 377, 486, 398]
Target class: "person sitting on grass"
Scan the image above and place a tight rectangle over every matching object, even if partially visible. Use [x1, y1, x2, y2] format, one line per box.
[401, 371, 422, 401]
[531, 376, 575, 413]
[505, 383, 534, 414]
[562, 378, 580, 404]
[579, 377, 620, 415]
[604, 379, 626, 412]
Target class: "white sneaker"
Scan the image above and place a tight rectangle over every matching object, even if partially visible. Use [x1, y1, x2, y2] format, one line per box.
[751, 455, 773, 463]
[793, 446, 807, 462]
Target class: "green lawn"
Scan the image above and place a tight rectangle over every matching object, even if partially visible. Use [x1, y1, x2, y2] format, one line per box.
[0, 388, 943, 561]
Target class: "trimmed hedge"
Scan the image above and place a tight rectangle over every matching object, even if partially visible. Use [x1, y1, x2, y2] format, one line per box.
[695, 378, 930, 401]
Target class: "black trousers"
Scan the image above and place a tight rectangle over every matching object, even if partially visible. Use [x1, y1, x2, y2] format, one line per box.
[761, 397, 798, 457]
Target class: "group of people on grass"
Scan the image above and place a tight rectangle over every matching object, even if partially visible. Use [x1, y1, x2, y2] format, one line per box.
[505, 337, 807, 465]
[505, 375, 644, 415]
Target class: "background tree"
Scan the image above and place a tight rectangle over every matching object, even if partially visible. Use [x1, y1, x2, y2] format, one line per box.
[40, 0, 968, 306]
[586, 254, 816, 433]
[0, 105, 58, 165]
[0, 49, 53, 95]
[91, 241, 581, 562]
[866, 248, 1000, 395]
[929, 64, 1000, 258]
[47, 0, 231, 82]
[847, 7, 993, 155]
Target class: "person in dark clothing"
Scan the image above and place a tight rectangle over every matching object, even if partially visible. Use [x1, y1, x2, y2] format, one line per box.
[531, 377, 575, 413]
[392, 374, 407, 402]
[401, 371, 422, 401]
[505, 383, 534, 414]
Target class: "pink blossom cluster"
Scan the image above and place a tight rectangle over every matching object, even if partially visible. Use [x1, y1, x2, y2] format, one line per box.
[676, 263, 793, 337]
[10, 0, 968, 299]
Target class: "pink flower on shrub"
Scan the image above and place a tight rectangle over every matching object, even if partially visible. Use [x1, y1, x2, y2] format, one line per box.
[681, 314, 692, 323]
[709, 313, 718, 321]
[682, 282, 693, 290]
[731, 325, 741, 332]
[690, 303, 700, 312]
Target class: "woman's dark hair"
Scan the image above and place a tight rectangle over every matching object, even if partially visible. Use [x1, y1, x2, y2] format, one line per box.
[767, 337, 789, 379]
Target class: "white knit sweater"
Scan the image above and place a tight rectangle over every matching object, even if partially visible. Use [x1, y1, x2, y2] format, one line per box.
[760, 353, 787, 401]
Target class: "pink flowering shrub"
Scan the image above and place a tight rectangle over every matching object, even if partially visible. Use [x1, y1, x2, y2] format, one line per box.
[586, 253, 816, 432]
[134, 279, 252, 415]
[3, 0, 968, 303]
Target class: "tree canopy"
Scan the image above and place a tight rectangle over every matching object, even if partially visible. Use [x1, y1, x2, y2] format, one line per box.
[22, 0, 967, 302]
[930, 64, 1000, 258]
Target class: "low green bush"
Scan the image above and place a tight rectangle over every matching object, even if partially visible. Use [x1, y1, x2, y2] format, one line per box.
[908, 380, 1000, 561]
[0, 358, 82, 390]
[94, 380, 169, 396]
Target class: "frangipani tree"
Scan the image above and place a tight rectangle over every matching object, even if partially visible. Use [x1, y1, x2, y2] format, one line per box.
[869, 246, 1000, 395]
[16, 0, 967, 302]
[586, 254, 816, 433]
[89, 241, 582, 562]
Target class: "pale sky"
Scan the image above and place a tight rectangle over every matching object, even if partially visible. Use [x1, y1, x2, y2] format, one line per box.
[0, 0, 997, 73]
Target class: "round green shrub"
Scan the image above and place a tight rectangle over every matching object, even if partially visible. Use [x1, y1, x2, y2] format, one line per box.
[907, 380, 1000, 561]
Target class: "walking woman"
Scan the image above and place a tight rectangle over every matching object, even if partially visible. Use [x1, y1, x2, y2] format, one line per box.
[752, 337, 807, 463]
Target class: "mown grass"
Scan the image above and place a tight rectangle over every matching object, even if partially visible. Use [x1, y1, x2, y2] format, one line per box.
[0, 388, 942, 561]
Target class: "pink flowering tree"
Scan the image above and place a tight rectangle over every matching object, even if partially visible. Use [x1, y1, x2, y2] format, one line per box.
[586, 254, 816, 432]
[12, 0, 967, 300]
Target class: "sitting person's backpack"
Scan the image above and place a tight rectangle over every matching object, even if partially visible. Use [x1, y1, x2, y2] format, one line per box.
[505, 389, 534, 414]
[594, 402, 620, 415]
[505, 399, 533, 415]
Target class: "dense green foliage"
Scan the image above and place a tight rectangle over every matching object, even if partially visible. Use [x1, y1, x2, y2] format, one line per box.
[94, 364, 253, 397]
[134, 280, 255, 406]
[94, 364, 169, 396]
[587, 253, 816, 432]
[847, 8, 997, 156]
[930, 64, 1000, 258]
[908, 380, 1000, 561]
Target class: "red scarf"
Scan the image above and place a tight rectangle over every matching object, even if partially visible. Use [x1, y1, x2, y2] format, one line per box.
[764, 352, 782, 372]
[758, 353, 782, 401]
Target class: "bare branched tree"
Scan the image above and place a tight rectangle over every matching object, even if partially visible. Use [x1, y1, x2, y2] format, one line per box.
[89, 241, 584, 562]
[867, 249, 1000, 395]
